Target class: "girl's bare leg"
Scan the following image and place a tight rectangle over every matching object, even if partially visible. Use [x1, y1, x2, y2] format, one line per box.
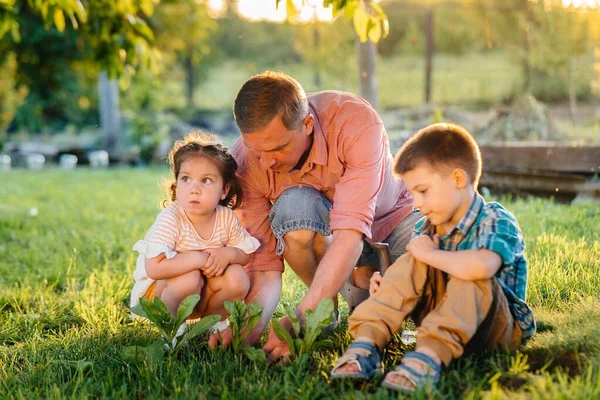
[155, 269, 204, 316]
[196, 264, 250, 319]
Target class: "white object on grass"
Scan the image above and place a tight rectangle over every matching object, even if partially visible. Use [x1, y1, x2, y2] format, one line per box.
[89, 150, 109, 168]
[26, 153, 45, 170]
[59, 154, 78, 169]
[0, 154, 11, 171]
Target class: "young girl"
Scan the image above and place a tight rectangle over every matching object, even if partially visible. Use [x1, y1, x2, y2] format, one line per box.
[131, 130, 260, 334]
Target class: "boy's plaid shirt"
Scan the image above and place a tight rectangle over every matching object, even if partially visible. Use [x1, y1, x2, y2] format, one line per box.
[414, 194, 536, 339]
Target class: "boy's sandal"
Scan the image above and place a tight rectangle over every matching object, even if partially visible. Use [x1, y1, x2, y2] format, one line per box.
[381, 351, 441, 393]
[331, 341, 382, 379]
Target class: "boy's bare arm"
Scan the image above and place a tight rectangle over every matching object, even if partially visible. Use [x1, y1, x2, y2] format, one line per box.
[145, 251, 209, 280]
[407, 235, 502, 281]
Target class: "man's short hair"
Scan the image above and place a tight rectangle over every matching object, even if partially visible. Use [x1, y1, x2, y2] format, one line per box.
[394, 123, 482, 187]
[233, 70, 309, 133]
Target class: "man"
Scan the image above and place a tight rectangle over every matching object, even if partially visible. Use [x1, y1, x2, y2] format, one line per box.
[209, 71, 421, 361]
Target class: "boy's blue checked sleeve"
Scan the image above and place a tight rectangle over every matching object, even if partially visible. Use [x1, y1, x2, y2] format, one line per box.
[473, 211, 523, 266]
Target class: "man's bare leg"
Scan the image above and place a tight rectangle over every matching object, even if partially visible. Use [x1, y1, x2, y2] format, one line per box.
[243, 270, 282, 345]
[281, 229, 331, 287]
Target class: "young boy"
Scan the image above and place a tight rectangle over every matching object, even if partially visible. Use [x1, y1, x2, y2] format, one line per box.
[330, 123, 535, 392]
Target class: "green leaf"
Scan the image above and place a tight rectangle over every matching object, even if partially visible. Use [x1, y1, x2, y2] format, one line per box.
[53, 9, 65, 32]
[382, 19, 389, 38]
[244, 347, 266, 363]
[369, 1, 386, 19]
[224, 301, 238, 321]
[367, 17, 382, 43]
[305, 297, 334, 334]
[353, 5, 369, 43]
[303, 298, 334, 351]
[293, 338, 305, 355]
[245, 302, 263, 333]
[284, 303, 301, 337]
[153, 296, 175, 335]
[271, 319, 295, 355]
[139, 297, 170, 328]
[121, 346, 148, 363]
[181, 315, 220, 343]
[130, 301, 148, 319]
[174, 294, 200, 331]
[344, 0, 359, 20]
[286, 0, 297, 22]
[139, 0, 154, 17]
[147, 340, 166, 362]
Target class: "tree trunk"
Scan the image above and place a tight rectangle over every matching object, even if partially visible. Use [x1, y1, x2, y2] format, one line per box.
[98, 71, 120, 156]
[185, 53, 195, 109]
[424, 8, 434, 104]
[357, 38, 378, 110]
[568, 57, 577, 126]
[313, 24, 321, 88]
[523, 6, 532, 93]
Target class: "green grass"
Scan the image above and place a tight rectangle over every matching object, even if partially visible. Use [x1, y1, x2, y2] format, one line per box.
[1, 168, 599, 399]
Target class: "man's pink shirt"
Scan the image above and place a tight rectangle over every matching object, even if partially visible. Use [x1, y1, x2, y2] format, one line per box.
[231, 91, 414, 273]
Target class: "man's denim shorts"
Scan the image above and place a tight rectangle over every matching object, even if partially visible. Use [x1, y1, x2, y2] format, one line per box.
[268, 186, 423, 266]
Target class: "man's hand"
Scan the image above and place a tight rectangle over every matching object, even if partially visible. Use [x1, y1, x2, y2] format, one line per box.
[202, 248, 233, 278]
[208, 326, 232, 349]
[369, 271, 383, 296]
[406, 234, 440, 263]
[262, 316, 293, 364]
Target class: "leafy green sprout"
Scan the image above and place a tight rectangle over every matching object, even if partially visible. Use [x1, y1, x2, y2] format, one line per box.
[223, 300, 266, 362]
[124, 294, 220, 363]
[271, 297, 335, 361]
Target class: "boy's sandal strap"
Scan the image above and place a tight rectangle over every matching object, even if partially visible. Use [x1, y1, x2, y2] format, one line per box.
[347, 341, 379, 353]
[331, 342, 382, 379]
[383, 365, 425, 392]
[401, 351, 441, 377]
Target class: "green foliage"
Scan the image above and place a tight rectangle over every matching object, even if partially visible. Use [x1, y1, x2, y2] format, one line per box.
[1, 1, 157, 78]
[0, 52, 27, 133]
[2, 7, 99, 132]
[224, 300, 266, 362]
[128, 294, 220, 357]
[271, 297, 334, 360]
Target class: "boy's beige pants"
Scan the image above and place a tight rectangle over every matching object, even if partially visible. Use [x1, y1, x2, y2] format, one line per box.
[348, 253, 522, 366]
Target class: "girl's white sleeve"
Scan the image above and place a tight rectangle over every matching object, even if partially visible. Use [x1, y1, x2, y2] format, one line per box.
[224, 207, 261, 254]
[131, 209, 180, 309]
[133, 209, 180, 260]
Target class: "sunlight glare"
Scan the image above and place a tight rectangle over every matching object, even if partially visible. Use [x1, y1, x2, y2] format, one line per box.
[562, 0, 599, 8]
[238, 0, 287, 22]
[207, 0, 227, 18]
[236, 0, 333, 22]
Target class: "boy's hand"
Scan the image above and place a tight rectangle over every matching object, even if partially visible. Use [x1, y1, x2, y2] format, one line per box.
[406, 234, 440, 263]
[202, 248, 232, 278]
[369, 271, 383, 296]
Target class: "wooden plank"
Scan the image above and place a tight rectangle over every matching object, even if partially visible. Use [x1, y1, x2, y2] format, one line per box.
[479, 144, 600, 174]
[480, 169, 600, 202]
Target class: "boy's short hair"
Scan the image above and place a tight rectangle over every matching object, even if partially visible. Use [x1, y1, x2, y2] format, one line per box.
[394, 123, 482, 187]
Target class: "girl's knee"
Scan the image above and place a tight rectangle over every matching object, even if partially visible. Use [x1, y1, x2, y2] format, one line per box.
[223, 264, 250, 298]
[168, 269, 204, 295]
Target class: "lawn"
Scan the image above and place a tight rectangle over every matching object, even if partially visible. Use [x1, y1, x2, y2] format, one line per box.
[1, 168, 599, 399]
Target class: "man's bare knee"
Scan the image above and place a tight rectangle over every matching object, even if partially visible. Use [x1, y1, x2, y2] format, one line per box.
[283, 229, 317, 251]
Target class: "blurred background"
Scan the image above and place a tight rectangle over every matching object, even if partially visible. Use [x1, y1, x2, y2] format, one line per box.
[0, 0, 599, 200]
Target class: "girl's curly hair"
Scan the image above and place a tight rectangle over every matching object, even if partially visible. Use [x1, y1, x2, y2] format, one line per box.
[162, 129, 243, 209]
